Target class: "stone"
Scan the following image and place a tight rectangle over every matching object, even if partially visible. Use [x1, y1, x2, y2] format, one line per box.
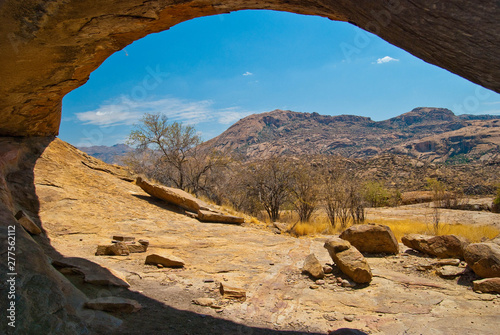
[192, 298, 216, 307]
[402, 234, 468, 259]
[473, 278, 500, 294]
[436, 266, 466, 278]
[136, 177, 206, 213]
[341, 279, 356, 288]
[219, 283, 246, 300]
[85, 297, 141, 313]
[324, 238, 372, 284]
[432, 259, 461, 267]
[95, 242, 130, 256]
[197, 209, 244, 224]
[302, 254, 325, 279]
[339, 223, 399, 254]
[112, 235, 135, 242]
[127, 243, 148, 253]
[15, 210, 42, 235]
[464, 243, 500, 278]
[145, 253, 185, 268]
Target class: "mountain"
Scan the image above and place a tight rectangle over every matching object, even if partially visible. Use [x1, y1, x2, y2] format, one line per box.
[78, 143, 133, 164]
[201, 108, 500, 163]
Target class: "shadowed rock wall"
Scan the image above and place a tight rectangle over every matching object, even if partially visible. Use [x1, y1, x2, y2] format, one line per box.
[0, 0, 499, 137]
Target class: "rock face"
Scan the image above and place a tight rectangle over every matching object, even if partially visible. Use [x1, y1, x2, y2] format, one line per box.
[0, 1, 499, 137]
[339, 224, 399, 254]
[85, 297, 142, 313]
[324, 238, 372, 283]
[15, 210, 42, 235]
[302, 254, 325, 279]
[402, 234, 468, 259]
[473, 278, 500, 294]
[464, 243, 500, 278]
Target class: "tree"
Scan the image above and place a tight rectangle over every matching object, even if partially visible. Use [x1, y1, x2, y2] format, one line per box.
[362, 181, 390, 208]
[127, 113, 215, 193]
[427, 178, 446, 234]
[290, 162, 319, 222]
[246, 156, 292, 222]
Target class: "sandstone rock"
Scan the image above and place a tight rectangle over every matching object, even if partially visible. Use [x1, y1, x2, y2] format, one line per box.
[464, 243, 500, 278]
[436, 266, 466, 278]
[324, 238, 372, 284]
[192, 298, 216, 307]
[473, 278, 500, 294]
[15, 210, 42, 235]
[85, 297, 141, 313]
[432, 259, 461, 267]
[402, 234, 468, 259]
[95, 242, 130, 256]
[112, 235, 135, 242]
[220, 283, 246, 300]
[302, 254, 325, 279]
[197, 209, 244, 224]
[136, 177, 206, 213]
[145, 253, 185, 268]
[339, 223, 398, 254]
[128, 243, 148, 253]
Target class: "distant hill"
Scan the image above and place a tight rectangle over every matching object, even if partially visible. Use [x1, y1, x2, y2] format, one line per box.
[200, 108, 500, 164]
[78, 143, 133, 164]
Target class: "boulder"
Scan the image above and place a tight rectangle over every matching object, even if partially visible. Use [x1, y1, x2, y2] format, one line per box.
[302, 254, 325, 279]
[324, 238, 372, 284]
[15, 210, 42, 235]
[197, 209, 244, 224]
[219, 283, 246, 300]
[145, 253, 185, 268]
[95, 242, 130, 256]
[339, 224, 398, 254]
[464, 243, 500, 278]
[473, 278, 500, 294]
[85, 297, 141, 313]
[436, 266, 466, 278]
[402, 234, 468, 259]
[136, 177, 207, 213]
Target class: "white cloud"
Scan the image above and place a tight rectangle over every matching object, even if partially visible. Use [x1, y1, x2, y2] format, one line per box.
[75, 96, 254, 127]
[243, 71, 253, 76]
[376, 56, 399, 64]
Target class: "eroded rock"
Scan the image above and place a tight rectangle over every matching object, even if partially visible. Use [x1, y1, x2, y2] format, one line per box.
[473, 278, 500, 294]
[464, 243, 500, 278]
[197, 209, 244, 224]
[220, 283, 246, 300]
[145, 253, 185, 268]
[339, 223, 398, 254]
[324, 238, 372, 284]
[302, 254, 325, 279]
[402, 234, 468, 259]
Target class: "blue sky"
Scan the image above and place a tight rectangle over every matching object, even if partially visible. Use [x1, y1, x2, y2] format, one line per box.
[60, 10, 500, 147]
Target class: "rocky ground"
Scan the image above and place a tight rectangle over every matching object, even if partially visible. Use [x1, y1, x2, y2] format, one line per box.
[33, 139, 500, 335]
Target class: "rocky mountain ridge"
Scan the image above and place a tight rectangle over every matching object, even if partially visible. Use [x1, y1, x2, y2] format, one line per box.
[201, 108, 500, 163]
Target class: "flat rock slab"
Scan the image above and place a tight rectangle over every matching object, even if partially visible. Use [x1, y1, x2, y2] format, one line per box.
[96, 242, 130, 256]
[136, 177, 207, 213]
[85, 297, 141, 313]
[473, 278, 500, 294]
[145, 253, 185, 268]
[324, 238, 372, 284]
[197, 209, 244, 224]
[53, 257, 130, 287]
[436, 265, 467, 278]
[112, 235, 135, 242]
[339, 223, 398, 254]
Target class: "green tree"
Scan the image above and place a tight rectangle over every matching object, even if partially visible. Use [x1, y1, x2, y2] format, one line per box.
[362, 181, 390, 208]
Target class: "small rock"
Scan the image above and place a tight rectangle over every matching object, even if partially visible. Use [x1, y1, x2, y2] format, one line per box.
[302, 254, 325, 279]
[432, 258, 461, 267]
[315, 279, 326, 285]
[112, 235, 135, 242]
[473, 278, 500, 294]
[15, 210, 42, 235]
[192, 298, 216, 307]
[157, 264, 164, 268]
[203, 278, 215, 283]
[85, 297, 141, 313]
[436, 265, 466, 278]
[323, 266, 333, 274]
[219, 283, 246, 300]
[96, 242, 130, 256]
[145, 253, 185, 268]
[344, 315, 355, 322]
[341, 279, 355, 288]
[128, 243, 148, 253]
[323, 314, 338, 321]
[336, 277, 343, 284]
[310, 284, 319, 289]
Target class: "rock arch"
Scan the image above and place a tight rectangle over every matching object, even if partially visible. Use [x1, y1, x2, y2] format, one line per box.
[0, 0, 499, 137]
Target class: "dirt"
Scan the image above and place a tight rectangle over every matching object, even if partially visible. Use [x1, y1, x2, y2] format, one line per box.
[33, 139, 500, 335]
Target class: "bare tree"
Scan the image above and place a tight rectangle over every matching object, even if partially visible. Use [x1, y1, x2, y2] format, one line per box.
[290, 162, 319, 222]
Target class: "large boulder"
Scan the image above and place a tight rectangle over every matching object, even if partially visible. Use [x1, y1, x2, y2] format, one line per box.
[302, 254, 325, 279]
[136, 177, 207, 213]
[197, 209, 244, 224]
[402, 234, 468, 259]
[339, 224, 399, 254]
[324, 238, 372, 284]
[464, 243, 500, 278]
